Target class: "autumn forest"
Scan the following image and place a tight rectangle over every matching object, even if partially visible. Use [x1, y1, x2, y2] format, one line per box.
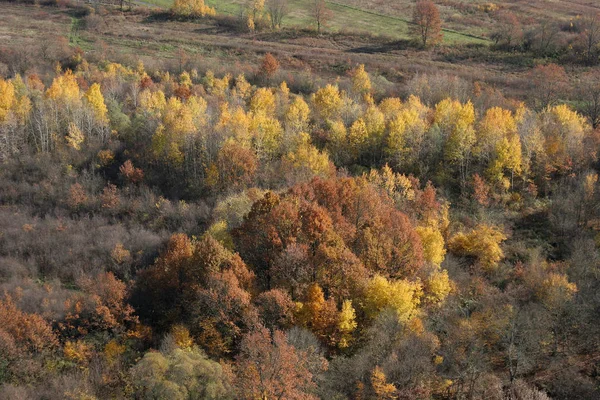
[1, 0, 600, 399]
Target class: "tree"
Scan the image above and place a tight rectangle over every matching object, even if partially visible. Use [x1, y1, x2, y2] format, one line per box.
[312, 0, 332, 34]
[363, 275, 422, 322]
[491, 11, 523, 49]
[337, 300, 357, 349]
[579, 13, 600, 64]
[448, 224, 506, 270]
[131, 347, 233, 400]
[255, 289, 295, 330]
[415, 225, 446, 266]
[371, 366, 397, 400]
[84, 82, 108, 125]
[410, 0, 443, 48]
[576, 69, 600, 128]
[267, 0, 288, 29]
[119, 159, 144, 184]
[259, 53, 280, 79]
[171, 0, 216, 17]
[435, 98, 476, 186]
[312, 84, 342, 121]
[350, 64, 372, 97]
[235, 327, 320, 400]
[65, 122, 84, 150]
[527, 64, 569, 110]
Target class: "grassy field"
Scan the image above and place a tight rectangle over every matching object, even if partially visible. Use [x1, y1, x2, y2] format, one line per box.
[0, 1, 585, 104]
[138, 0, 489, 44]
[135, 0, 600, 45]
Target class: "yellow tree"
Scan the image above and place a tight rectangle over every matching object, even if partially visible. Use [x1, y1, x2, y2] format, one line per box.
[371, 366, 398, 400]
[337, 299, 357, 349]
[249, 87, 276, 116]
[449, 224, 506, 270]
[348, 118, 369, 163]
[284, 95, 311, 134]
[386, 96, 429, 169]
[84, 83, 109, 125]
[363, 275, 422, 322]
[477, 107, 522, 188]
[435, 98, 476, 185]
[313, 84, 343, 121]
[46, 70, 80, 105]
[282, 132, 332, 181]
[423, 268, 452, 305]
[66, 122, 85, 150]
[416, 225, 446, 266]
[351, 64, 372, 98]
[171, 0, 216, 17]
[0, 78, 16, 123]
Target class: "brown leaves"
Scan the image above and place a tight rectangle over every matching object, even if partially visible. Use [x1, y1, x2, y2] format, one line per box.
[235, 327, 320, 400]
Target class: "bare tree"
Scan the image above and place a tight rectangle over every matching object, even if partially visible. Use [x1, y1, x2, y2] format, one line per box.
[491, 11, 523, 49]
[267, 0, 288, 30]
[579, 13, 600, 64]
[525, 20, 560, 57]
[576, 69, 600, 128]
[410, 0, 443, 48]
[313, 0, 331, 34]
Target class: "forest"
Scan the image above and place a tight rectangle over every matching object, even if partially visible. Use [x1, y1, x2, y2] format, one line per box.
[0, 0, 600, 399]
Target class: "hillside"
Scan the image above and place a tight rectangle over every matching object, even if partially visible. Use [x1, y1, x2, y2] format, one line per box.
[1, 1, 600, 399]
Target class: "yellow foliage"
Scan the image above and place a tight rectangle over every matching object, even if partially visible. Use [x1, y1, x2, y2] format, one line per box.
[338, 299, 357, 349]
[250, 87, 276, 116]
[348, 118, 368, 159]
[212, 73, 231, 98]
[476, 107, 517, 157]
[103, 340, 126, 364]
[363, 105, 385, 142]
[187, 95, 208, 128]
[111, 243, 131, 265]
[0, 79, 15, 122]
[97, 149, 115, 166]
[64, 340, 93, 365]
[539, 273, 577, 309]
[313, 84, 343, 120]
[171, 324, 194, 349]
[284, 133, 331, 177]
[541, 104, 588, 165]
[435, 99, 476, 165]
[416, 226, 446, 266]
[84, 83, 108, 125]
[351, 64, 372, 96]
[379, 97, 403, 120]
[363, 275, 422, 322]
[207, 220, 235, 250]
[233, 74, 252, 100]
[449, 224, 506, 270]
[171, 0, 216, 17]
[162, 96, 196, 135]
[423, 269, 452, 305]
[585, 172, 598, 202]
[140, 89, 167, 117]
[486, 134, 522, 186]
[46, 70, 80, 104]
[285, 96, 311, 133]
[224, 106, 252, 146]
[66, 122, 85, 150]
[371, 366, 397, 400]
[179, 71, 193, 88]
[250, 113, 283, 159]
